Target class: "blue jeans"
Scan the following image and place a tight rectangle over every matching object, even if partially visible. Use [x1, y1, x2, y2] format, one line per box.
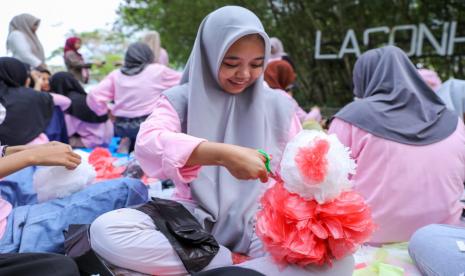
[114, 115, 148, 152]
[409, 224, 465, 276]
[0, 167, 148, 253]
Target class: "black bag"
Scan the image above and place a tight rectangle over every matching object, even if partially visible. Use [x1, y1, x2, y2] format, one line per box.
[137, 197, 220, 274]
[63, 224, 114, 276]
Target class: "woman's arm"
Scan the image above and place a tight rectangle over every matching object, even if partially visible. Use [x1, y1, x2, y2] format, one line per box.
[186, 141, 269, 183]
[65, 51, 92, 69]
[0, 142, 81, 178]
[87, 73, 116, 116]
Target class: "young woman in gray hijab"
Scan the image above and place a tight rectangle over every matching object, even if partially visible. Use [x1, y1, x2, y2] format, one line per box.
[6, 14, 45, 68]
[89, 6, 354, 276]
[329, 46, 465, 244]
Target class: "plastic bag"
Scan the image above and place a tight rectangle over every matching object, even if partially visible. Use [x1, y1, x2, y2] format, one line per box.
[137, 198, 220, 273]
[33, 151, 96, 202]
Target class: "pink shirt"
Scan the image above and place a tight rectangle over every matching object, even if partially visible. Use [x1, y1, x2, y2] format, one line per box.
[135, 95, 302, 200]
[65, 115, 113, 148]
[158, 48, 169, 66]
[87, 64, 181, 118]
[329, 118, 465, 243]
[50, 92, 71, 111]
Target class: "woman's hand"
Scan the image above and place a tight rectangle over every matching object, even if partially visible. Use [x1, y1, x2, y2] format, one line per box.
[220, 145, 269, 183]
[30, 70, 44, 91]
[26, 142, 82, 169]
[186, 142, 269, 183]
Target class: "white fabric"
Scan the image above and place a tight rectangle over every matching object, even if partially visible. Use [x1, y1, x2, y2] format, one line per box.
[7, 31, 42, 67]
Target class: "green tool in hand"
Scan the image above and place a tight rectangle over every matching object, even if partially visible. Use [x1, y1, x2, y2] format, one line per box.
[257, 149, 272, 173]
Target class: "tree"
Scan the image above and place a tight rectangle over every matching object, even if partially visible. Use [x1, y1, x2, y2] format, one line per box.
[118, 0, 465, 110]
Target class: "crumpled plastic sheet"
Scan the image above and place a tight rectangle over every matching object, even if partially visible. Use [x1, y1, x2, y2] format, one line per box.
[88, 147, 126, 182]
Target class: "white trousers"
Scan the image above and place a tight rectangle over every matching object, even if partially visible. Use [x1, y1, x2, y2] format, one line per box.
[90, 208, 354, 276]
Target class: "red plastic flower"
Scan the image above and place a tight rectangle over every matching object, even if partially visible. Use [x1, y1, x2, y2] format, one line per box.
[256, 180, 375, 267]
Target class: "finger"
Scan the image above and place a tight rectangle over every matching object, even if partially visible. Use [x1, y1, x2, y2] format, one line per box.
[258, 170, 269, 183]
[65, 161, 79, 170]
[68, 151, 82, 160]
[69, 156, 82, 165]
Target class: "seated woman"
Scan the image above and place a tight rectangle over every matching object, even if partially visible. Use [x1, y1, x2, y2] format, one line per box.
[328, 46, 465, 244]
[88, 6, 354, 276]
[87, 42, 181, 152]
[0, 57, 53, 146]
[50, 72, 113, 148]
[0, 141, 148, 253]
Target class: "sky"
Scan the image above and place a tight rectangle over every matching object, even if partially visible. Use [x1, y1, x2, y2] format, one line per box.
[0, 0, 121, 65]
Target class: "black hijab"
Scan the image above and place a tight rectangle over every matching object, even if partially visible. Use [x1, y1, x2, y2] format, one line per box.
[0, 57, 53, 145]
[335, 46, 457, 145]
[120, 42, 154, 76]
[50, 72, 108, 123]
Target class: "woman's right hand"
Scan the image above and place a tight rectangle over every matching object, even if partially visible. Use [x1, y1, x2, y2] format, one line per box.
[27, 142, 82, 169]
[220, 145, 269, 183]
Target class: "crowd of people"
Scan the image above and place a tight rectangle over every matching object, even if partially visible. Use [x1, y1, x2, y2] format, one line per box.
[0, 6, 464, 276]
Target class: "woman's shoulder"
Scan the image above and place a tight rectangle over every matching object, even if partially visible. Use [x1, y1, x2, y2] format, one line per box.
[7, 30, 24, 38]
[264, 87, 295, 107]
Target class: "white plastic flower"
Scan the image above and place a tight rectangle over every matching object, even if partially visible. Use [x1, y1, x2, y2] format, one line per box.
[280, 130, 356, 203]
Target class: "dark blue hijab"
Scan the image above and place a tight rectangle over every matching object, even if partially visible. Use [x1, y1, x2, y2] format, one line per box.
[335, 46, 457, 145]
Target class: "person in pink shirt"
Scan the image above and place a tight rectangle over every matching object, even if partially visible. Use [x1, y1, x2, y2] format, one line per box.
[87, 42, 181, 152]
[328, 46, 465, 244]
[88, 6, 354, 276]
[417, 68, 442, 92]
[142, 30, 170, 66]
[50, 72, 113, 148]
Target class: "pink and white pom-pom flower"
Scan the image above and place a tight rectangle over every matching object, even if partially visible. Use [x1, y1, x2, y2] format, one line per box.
[280, 130, 356, 203]
[256, 130, 375, 267]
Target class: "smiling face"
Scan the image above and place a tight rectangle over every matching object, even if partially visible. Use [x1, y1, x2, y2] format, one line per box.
[40, 72, 50, 91]
[218, 34, 265, 94]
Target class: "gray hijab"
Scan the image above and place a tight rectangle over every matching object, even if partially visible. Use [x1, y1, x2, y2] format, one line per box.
[164, 6, 294, 253]
[436, 79, 465, 120]
[120, 42, 154, 76]
[335, 46, 457, 145]
[8, 14, 45, 63]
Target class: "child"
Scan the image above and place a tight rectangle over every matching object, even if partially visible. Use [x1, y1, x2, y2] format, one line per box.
[0, 57, 53, 146]
[87, 42, 181, 152]
[89, 6, 354, 276]
[50, 72, 113, 148]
